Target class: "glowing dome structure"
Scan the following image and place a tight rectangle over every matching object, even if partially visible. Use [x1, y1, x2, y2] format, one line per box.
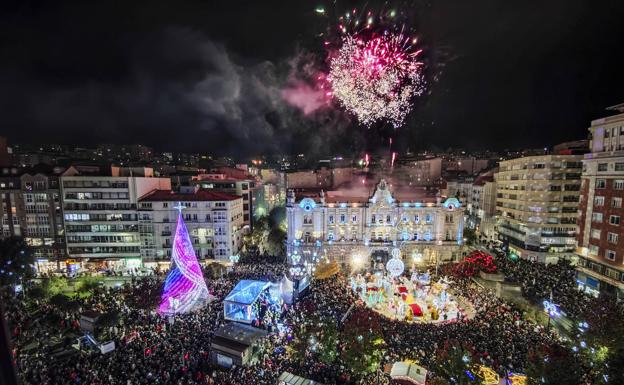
[158, 204, 209, 315]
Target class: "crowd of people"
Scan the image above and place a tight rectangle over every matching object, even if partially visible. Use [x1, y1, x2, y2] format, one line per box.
[494, 255, 592, 319]
[3, 255, 577, 385]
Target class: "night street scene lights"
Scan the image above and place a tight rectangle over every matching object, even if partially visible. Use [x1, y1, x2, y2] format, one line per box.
[1, 2, 624, 385]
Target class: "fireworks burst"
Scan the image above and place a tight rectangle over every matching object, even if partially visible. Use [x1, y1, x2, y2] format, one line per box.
[328, 31, 425, 128]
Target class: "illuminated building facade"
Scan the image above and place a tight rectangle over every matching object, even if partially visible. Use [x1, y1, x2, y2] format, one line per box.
[286, 179, 465, 267]
[61, 168, 171, 270]
[576, 103, 624, 298]
[191, 176, 259, 229]
[495, 155, 583, 263]
[138, 188, 244, 263]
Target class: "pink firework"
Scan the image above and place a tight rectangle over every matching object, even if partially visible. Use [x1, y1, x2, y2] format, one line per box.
[328, 31, 424, 127]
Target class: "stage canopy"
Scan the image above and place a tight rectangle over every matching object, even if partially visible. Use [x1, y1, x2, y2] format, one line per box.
[224, 280, 271, 324]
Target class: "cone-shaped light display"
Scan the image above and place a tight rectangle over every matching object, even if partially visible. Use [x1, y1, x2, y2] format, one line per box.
[159, 209, 209, 314]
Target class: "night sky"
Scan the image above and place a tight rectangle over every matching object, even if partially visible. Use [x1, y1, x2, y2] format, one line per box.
[1, 0, 623, 156]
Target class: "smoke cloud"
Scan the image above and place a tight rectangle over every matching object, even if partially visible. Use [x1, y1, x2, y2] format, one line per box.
[0, 27, 358, 157]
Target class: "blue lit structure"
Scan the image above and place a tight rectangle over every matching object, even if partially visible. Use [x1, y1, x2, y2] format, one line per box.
[223, 280, 272, 324]
[442, 197, 461, 210]
[299, 198, 317, 212]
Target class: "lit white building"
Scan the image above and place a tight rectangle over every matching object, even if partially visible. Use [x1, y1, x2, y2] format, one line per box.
[138, 188, 244, 263]
[495, 155, 582, 263]
[286, 179, 465, 267]
[60, 167, 171, 270]
[191, 176, 259, 229]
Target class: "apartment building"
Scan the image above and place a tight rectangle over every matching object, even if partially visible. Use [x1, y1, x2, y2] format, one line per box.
[0, 168, 22, 239]
[495, 155, 583, 263]
[576, 103, 624, 298]
[471, 175, 497, 220]
[394, 157, 443, 186]
[138, 188, 244, 264]
[17, 172, 65, 266]
[0, 167, 66, 271]
[60, 167, 170, 270]
[466, 173, 497, 240]
[191, 176, 259, 229]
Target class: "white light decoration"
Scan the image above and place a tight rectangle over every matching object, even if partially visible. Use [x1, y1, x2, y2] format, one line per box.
[386, 248, 404, 277]
[543, 300, 561, 318]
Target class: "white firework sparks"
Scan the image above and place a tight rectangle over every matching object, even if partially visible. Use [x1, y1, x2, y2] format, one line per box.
[328, 34, 424, 127]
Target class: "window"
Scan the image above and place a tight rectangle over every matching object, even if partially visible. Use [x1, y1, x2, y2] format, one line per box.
[414, 214, 420, 223]
[425, 214, 432, 223]
[608, 232, 619, 244]
[594, 196, 605, 206]
[612, 197, 622, 208]
[352, 215, 357, 223]
[596, 179, 606, 189]
[615, 162, 624, 171]
[592, 212, 603, 223]
[328, 215, 334, 224]
[589, 244, 599, 256]
[303, 215, 312, 225]
[327, 232, 334, 241]
[598, 163, 608, 171]
[591, 229, 601, 239]
[615, 180, 624, 190]
[606, 250, 616, 261]
[163, 202, 168, 208]
[610, 215, 620, 225]
[386, 215, 391, 223]
[371, 214, 376, 223]
[340, 214, 346, 224]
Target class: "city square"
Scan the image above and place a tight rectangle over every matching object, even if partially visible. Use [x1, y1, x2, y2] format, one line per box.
[1, 1, 624, 385]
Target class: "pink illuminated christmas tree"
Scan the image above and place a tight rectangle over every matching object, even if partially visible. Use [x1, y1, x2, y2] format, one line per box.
[158, 203, 209, 314]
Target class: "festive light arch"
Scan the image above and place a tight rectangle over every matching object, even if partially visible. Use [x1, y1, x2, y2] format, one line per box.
[158, 204, 209, 314]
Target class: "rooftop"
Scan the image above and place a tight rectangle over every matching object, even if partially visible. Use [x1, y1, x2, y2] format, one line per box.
[224, 280, 271, 305]
[212, 322, 269, 350]
[139, 189, 241, 202]
[473, 174, 495, 186]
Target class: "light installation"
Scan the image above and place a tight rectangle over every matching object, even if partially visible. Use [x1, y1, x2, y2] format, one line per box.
[299, 198, 317, 212]
[543, 300, 561, 318]
[158, 203, 209, 315]
[386, 247, 405, 277]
